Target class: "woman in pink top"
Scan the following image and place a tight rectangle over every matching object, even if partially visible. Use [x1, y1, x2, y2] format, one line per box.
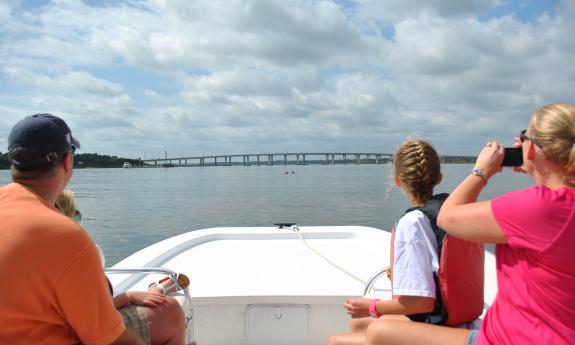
[363, 102, 575, 345]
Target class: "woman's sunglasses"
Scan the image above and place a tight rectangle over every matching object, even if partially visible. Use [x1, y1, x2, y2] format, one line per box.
[519, 130, 542, 147]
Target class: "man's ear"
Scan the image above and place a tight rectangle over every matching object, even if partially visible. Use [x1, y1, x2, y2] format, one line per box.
[62, 153, 73, 173]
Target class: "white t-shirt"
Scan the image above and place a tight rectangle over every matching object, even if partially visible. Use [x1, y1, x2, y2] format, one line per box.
[393, 209, 439, 298]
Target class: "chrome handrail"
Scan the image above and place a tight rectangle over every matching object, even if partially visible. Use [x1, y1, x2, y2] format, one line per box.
[363, 265, 391, 296]
[105, 267, 178, 281]
[105, 267, 195, 342]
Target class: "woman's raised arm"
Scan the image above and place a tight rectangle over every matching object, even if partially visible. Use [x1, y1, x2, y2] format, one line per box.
[437, 142, 507, 244]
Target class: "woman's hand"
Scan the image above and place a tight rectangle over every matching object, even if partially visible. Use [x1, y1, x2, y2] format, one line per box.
[344, 298, 371, 318]
[474, 141, 504, 180]
[126, 291, 167, 307]
[511, 135, 527, 174]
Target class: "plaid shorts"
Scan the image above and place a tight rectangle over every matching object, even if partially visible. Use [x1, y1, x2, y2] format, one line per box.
[118, 305, 151, 345]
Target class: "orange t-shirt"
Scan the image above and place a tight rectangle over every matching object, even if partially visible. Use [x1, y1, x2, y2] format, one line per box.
[0, 183, 125, 345]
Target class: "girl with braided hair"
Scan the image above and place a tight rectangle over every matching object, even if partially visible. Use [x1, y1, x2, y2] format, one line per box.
[326, 139, 447, 345]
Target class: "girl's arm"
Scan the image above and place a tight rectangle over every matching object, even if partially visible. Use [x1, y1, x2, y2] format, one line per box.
[113, 291, 167, 309]
[345, 296, 435, 318]
[437, 142, 507, 244]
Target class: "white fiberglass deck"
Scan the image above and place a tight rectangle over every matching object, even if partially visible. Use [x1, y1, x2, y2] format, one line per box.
[109, 226, 393, 301]
[107, 226, 497, 345]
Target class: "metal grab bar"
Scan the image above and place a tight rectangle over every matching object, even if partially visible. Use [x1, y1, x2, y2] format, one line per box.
[105, 267, 195, 343]
[363, 265, 391, 296]
[105, 267, 178, 281]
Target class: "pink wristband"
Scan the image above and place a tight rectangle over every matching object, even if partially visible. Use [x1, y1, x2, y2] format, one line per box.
[369, 298, 381, 318]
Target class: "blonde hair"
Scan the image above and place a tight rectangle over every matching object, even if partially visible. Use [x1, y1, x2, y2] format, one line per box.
[530, 103, 575, 184]
[55, 189, 77, 219]
[393, 139, 441, 206]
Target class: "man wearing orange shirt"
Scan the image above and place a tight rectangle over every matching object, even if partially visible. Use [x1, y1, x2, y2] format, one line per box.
[0, 114, 143, 345]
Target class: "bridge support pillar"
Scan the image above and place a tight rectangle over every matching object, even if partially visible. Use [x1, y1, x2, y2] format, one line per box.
[331, 154, 335, 165]
[284, 154, 287, 165]
[343, 154, 347, 164]
[356, 154, 360, 164]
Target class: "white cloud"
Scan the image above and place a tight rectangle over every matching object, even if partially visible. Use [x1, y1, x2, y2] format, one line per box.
[0, 0, 574, 157]
[3, 68, 123, 96]
[357, 0, 501, 21]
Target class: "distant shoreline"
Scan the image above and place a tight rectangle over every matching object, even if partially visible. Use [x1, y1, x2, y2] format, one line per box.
[0, 152, 476, 170]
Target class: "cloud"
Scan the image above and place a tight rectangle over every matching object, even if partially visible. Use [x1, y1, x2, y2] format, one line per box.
[357, 0, 502, 21]
[0, 0, 574, 157]
[3, 68, 123, 96]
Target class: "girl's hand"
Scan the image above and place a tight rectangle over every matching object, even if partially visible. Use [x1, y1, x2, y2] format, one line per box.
[344, 298, 371, 318]
[474, 141, 504, 179]
[126, 291, 167, 307]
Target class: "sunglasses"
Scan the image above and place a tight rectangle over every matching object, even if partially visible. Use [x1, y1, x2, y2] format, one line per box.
[519, 130, 542, 147]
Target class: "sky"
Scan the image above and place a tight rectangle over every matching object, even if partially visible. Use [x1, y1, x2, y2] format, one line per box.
[0, 0, 574, 159]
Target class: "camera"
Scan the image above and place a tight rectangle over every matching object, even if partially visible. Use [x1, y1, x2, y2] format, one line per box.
[501, 147, 523, 166]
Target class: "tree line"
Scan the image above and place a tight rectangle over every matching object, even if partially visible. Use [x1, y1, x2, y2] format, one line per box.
[0, 152, 143, 169]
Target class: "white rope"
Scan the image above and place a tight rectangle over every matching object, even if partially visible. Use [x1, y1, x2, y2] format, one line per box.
[183, 287, 195, 343]
[289, 225, 367, 286]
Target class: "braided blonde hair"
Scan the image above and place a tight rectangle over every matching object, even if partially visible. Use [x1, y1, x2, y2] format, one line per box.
[393, 139, 441, 206]
[530, 103, 575, 185]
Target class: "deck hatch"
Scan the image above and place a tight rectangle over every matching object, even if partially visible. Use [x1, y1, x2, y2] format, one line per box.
[246, 304, 310, 345]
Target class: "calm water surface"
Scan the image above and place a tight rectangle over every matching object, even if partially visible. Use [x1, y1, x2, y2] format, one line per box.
[0, 164, 531, 265]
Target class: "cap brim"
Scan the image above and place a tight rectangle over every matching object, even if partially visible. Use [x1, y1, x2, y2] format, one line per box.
[71, 136, 81, 150]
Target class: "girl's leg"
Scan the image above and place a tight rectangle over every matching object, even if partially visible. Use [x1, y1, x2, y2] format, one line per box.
[325, 331, 366, 345]
[350, 317, 374, 332]
[326, 315, 410, 345]
[365, 319, 471, 345]
[146, 296, 186, 345]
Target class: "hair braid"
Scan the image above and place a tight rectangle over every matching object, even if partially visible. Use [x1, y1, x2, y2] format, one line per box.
[393, 139, 441, 205]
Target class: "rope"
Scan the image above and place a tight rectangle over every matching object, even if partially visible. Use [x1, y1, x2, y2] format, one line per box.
[289, 225, 368, 286]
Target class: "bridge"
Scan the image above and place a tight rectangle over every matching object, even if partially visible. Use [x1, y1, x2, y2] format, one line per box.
[138, 152, 393, 167]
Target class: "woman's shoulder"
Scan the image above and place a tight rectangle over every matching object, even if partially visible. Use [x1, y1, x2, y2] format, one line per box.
[498, 185, 575, 205]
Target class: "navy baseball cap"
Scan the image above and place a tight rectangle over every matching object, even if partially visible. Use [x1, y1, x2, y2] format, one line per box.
[8, 114, 80, 170]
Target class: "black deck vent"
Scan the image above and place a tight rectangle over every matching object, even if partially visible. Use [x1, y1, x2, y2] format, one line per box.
[274, 223, 296, 229]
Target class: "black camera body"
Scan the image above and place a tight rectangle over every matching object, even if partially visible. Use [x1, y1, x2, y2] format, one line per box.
[501, 147, 523, 166]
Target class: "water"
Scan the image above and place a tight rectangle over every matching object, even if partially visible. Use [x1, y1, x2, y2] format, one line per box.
[0, 164, 531, 265]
